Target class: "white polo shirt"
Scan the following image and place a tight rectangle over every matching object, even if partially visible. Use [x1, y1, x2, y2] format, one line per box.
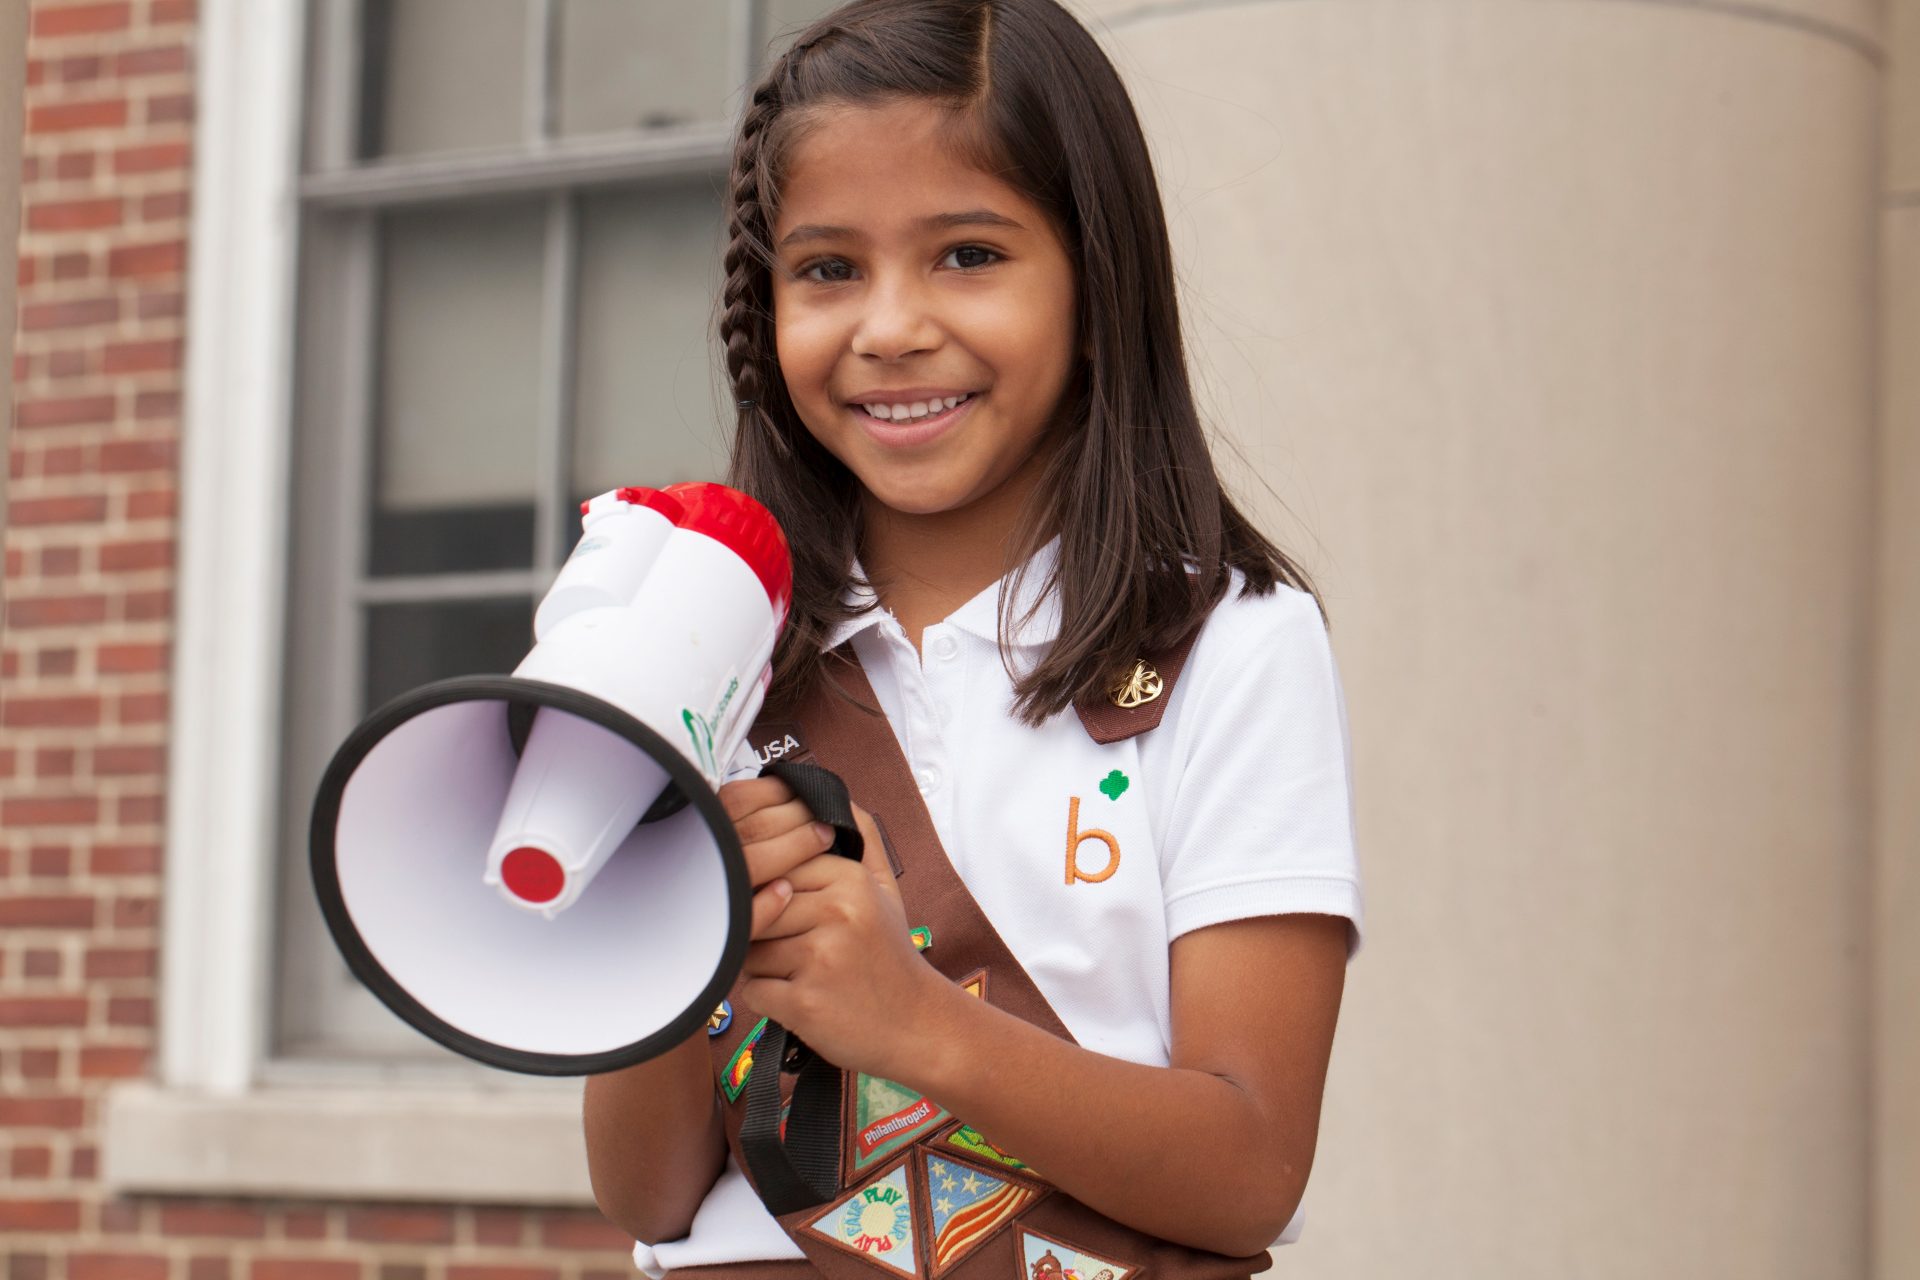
[634, 543, 1364, 1274]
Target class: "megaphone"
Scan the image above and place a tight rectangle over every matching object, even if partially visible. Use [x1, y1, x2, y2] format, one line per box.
[309, 482, 790, 1075]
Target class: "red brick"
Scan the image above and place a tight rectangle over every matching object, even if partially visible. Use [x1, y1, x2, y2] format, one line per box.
[116, 794, 164, 824]
[28, 845, 72, 876]
[49, 347, 91, 376]
[70, 1146, 99, 1178]
[107, 239, 184, 278]
[0, 746, 15, 777]
[18, 254, 38, 286]
[127, 488, 177, 519]
[102, 339, 181, 375]
[162, 1204, 268, 1240]
[471, 1211, 523, 1246]
[36, 648, 80, 675]
[96, 742, 168, 773]
[21, 297, 118, 331]
[79, 1047, 150, 1079]
[0, 1200, 83, 1232]
[36, 748, 78, 778]
[140, 191, 189, 221]
[8, 593, 109, 628]
[28, 98, 128, 133]
[55, 149, 97, 179]
[111, 896, 159, 929]
[42, 444, 89, 477]
[10, 1147, 54, 1178]
[8, 1254, 49, 1280]
[3, 694, 102, 727]
[86, 947, 157, 980]
[98, 1201, 143, 1234]
[90, 843, 162, 875]
[250, 1263, 358, 1280]
[377, 1267, 424, 1280]
[118, 691, 169, 722]
[39, 544, 84, 574]
[18, 1048, 63, 1077]
[0, 797, 100, 827]
[99, 539, 173, 573]
[537, 1212, 633, 1251]
[115, 44, 190, 77]
[153, 0, 196, 23]
[123, 590, 173, 622]
[22, 950, 63, 979]
[32, 3, 132, 37]
[9, 495, 107, 526]
[52, 250, 94, 280]
[114, 142, 190, 175]
[282, 1213, 329, 1242]
[0, 1097, 86, 1129]
[137, 290, 186, 320]
[189, 1259, 232, 1280]
[345, 1209, 454, 1246]
[447, 1269, 556, 1280]
[69, 1255, 165, 1280]
[99, 440, 177, 473]
[145, 93, 193, 125]
[2, 1000, 86, 1030]
[0, 895, 96, 928]
[26, 196, 123, 231]
[106, 996, 154, 1027]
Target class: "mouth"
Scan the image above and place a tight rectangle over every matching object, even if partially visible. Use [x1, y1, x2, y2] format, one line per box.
[850, 391, 976, 425]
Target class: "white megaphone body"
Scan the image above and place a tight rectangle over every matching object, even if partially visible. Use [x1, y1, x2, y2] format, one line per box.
[310, 483, 790, 1075]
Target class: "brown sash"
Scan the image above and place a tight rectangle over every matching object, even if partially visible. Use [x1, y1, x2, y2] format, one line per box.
[698, 638, 1264, 1280]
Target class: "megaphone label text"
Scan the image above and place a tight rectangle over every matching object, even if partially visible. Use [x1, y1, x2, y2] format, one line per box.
[721, 1016, 768, 1102]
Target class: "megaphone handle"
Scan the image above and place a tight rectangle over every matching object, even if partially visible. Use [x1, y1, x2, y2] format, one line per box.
[737, 761, 864, 1213]
[759, 760, 864, 863]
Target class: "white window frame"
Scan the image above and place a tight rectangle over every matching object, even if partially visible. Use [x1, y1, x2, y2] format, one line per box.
[103, 0, 771, 1202]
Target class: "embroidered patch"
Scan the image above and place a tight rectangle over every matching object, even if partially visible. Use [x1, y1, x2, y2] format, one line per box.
[959, 969, 987, 1002]
[1097, 769, 1129, 801]
[708, 1000, 733, 1036]
[920, 1151, 1043, 1274]
[751, 721, 808, 768]
[944, 1124, 1028, 1172]
[849, 1072, 950, 1174]
[1016, 1226, 1139, 1280]
[721, 1016, 767, 1102]
[910, 926, 934, 952]
[1064, 796, 1121, 885]
[800, 1160, 922, 1276]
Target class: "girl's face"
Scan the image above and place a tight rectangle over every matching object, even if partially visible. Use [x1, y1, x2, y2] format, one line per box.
[769, 98, 1079, 524]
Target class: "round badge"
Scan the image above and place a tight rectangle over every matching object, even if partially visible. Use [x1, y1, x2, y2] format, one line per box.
[708, 1000, 733, 1036]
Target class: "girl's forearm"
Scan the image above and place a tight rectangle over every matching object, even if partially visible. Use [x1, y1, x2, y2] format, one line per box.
[581, 1032, 726, 1244]
[893, 982, 1305, 1258]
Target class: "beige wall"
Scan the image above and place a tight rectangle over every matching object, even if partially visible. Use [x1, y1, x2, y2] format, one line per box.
[1077, 0, 1888, 1273]
[0, 0, 25, 541]
[1878, 0, 1919, 1274]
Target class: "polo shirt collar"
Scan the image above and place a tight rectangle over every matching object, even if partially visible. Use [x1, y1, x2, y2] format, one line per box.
[819, 537, 1062, 653]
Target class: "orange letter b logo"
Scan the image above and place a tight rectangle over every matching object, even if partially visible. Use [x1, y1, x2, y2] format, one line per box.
[1064, 796, 1121, 885]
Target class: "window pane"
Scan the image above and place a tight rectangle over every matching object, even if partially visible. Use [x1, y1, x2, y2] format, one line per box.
[374, 202, 545, 576]
[571, 185, 729, 502]
[365, 0, 531, 158]
[364, 599, 534, 712]
[555, 0, 730, 137]
[760, 0, 843, 60]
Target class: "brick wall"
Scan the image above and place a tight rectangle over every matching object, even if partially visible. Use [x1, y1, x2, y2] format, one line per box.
[3, 3, 637, 1277]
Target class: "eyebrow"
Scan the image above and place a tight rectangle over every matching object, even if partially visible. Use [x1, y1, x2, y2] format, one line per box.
[777, 208, 1027, 249]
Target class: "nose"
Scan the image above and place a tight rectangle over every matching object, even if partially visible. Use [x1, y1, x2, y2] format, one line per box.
[850, 272, 941, 362]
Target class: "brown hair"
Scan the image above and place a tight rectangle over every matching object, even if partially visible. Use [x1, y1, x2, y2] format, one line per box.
[723, 0, 1319, 726]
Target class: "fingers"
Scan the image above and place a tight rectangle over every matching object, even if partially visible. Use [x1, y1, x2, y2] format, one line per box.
[742, 818, 838, 888]
[718, 776, 793, 823]
[748, 880, 793, 940]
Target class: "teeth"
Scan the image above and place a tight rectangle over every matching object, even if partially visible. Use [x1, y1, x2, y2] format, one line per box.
[858, 393, 971, 424]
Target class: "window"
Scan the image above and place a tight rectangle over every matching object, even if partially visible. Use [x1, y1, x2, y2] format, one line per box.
[273, 0, 841, 1067]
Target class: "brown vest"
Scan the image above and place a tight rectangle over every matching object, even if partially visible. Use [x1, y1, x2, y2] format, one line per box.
[698, 638, 1268, 1280]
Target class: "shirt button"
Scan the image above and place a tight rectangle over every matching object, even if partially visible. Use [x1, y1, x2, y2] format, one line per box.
[930, 633, 959, 661]
[916, 765, 942, 793]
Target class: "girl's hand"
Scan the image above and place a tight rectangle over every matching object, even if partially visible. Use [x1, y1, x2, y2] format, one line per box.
[718, 776, 841, 939]
[737, 801, 949, 1080]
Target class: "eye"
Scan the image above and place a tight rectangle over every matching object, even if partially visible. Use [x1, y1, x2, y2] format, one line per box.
[941, 244, 1000, 271]
[798, 257, 856, 284]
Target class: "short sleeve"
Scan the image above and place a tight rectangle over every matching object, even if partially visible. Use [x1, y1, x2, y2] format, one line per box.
[1157, 585, 1364, 954]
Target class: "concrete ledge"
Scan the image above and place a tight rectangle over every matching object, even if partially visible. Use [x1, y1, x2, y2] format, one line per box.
[101, 1082, 597, 1205]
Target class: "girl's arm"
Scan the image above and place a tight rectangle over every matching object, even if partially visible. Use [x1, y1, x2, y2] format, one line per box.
[743, 858, 1350, 1258]
[582, 778, 836, 1244]
[582, 1035, 726, 1243]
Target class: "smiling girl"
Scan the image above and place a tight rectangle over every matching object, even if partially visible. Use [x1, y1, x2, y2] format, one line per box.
[584, 3, 1363, 1277]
